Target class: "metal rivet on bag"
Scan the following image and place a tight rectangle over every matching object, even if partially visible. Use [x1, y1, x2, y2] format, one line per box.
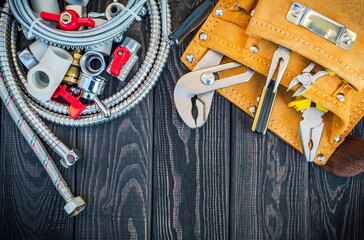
[342, 33, 353, 45]
[256, 96, 261, 103]
[250, 9, 255, 16]
[336, 93, 345, 102]
[250, 45, 259, 53]
[186, 54, 194, 63]
[215, 8, 224, 16]
[250, 106, 257, 114]
[317, 154, 326, 162]
[334, 136, 342, 142]
[199, 32, 208, 41]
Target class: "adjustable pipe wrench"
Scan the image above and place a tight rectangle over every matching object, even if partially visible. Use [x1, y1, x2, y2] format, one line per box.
[174, 50, 255, 128]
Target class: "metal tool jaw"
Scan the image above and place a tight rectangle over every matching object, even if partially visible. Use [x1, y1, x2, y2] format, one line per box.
[174, 50, 254, 128]
[287, 62, 328, 97]
[299, 107, 325, 162]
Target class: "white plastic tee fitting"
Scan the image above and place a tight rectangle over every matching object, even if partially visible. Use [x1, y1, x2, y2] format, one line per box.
[29, 39, 49, 62]
[27, 46, 73, 101]
[65, 0, 90, 7]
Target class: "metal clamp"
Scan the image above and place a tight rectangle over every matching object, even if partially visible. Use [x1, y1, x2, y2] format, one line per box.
[286, 3, 356, 51]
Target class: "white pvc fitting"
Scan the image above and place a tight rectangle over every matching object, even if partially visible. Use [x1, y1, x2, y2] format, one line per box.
[31, 0, 60, 16]
[66, 5, 87, 17]
[86, 19, 113, 56]
[27, 46, 73, 101]
[29, 40, 49, 62]
[65, 0, 90, 7]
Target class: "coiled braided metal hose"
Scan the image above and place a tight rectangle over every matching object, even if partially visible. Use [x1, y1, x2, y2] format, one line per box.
[0, 0, 171, 216]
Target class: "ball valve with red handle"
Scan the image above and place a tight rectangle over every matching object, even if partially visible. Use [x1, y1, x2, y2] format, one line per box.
[52, 84, 86, 119]
[40, 10, 95, 31]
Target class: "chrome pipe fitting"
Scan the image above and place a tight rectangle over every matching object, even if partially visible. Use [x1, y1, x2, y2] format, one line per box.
[78, 73, 111, 118]
[80, 51, 106, 77]
[18, 40, 49, 70]
[18, 48, 38, 70]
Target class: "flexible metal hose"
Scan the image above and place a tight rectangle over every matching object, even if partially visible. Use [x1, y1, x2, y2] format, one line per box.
[8, 0, 147, 48]
[0, 0, 171, 216]
[7, 0, 170, 128]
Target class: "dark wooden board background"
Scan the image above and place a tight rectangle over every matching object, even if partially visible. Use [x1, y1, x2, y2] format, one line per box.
[1, 0, 364, 239]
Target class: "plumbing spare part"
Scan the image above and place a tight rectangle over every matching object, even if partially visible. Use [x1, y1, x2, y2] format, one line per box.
[0, 0, 206, 216]
[18, 48, 39, 70]
[40, 10, 95, 31]
[168, 0, 214, 45]
[29, 39, 49, 62]
[27, 46, 73, 101]
[63, 49, 83, 86]
[52, 84, 86, 119]
[107, 38, 141, 81]
[26, 46, 72, 101]
[65, 0, 90, 7]
[0, 74, 85, 216]
[105, 2, 125, 20]
[80, 51, 106, 77]
[18, 40, 49, 70]
[78, 73, 111, 118]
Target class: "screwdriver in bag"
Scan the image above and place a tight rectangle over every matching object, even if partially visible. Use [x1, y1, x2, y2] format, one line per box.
[252, 46, 291, 134]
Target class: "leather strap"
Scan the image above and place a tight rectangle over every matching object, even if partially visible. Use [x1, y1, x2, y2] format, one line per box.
[237, 0, 257, 12]
[322, 136, 364, 177]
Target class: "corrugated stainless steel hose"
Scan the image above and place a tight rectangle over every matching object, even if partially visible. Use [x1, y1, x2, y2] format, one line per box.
[0, 0, 171, 216]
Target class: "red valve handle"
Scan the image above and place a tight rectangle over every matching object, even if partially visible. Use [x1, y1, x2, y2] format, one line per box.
[40, 10, 95, 31]
[52, 85, 86, 119]
[109, 47, 131, 77]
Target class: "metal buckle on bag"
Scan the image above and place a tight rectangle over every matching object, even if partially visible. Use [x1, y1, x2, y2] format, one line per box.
[286, 3, 357, 51]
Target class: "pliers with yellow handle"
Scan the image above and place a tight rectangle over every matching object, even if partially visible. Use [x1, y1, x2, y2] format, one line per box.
[288, 97, 328, 162]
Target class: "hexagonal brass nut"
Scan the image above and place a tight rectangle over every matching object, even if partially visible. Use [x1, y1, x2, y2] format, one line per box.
[64, 196, 86, 217]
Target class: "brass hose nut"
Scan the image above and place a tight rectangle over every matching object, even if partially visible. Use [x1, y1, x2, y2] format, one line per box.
[64, 196, 86, 217]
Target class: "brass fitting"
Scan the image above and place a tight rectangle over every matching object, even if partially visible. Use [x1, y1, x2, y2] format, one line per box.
[63, 49, 83, 86]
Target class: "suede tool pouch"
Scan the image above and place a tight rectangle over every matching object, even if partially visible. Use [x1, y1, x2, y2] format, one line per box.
[180, 0, 364, 171]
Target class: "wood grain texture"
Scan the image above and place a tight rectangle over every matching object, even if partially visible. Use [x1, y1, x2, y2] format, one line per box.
[230, 108, 310, 240]
[152, 60, 230, 240]
[73, 4, 154, 239]
[309, 120, 364, 240]
[0, 107, 76, 240]
[152, 0, 230, 238]
[1, 0, 364, 239]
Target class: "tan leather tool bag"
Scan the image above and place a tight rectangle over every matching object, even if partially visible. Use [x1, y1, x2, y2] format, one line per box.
[181, 0, 364, 176]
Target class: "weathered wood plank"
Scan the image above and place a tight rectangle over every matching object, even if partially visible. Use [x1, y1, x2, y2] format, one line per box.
[230, 109, 310, 240]
[309, 119, 364, 240]
[152, 0, 230, 238]
[0, 106, 76, 240]
[74, 96, 154, 239]
[74, 2, 154, 238]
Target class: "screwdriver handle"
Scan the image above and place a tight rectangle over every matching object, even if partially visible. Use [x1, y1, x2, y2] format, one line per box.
[252, 81, 278, 134]
[168, 0, 214, 45]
